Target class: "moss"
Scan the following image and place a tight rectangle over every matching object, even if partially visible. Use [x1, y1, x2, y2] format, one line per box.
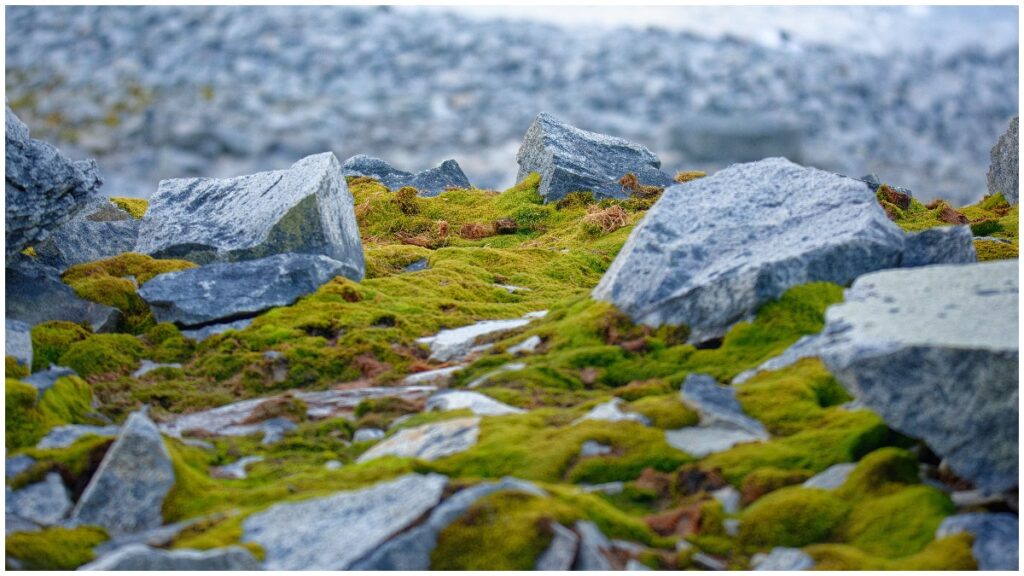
[628, 394, 699, 429]
[674, 170, 707, 183]
[20, 245, 37, 258]
[59, 333, 143, 377]
[887, 193, 1019, 264]
[143, 322, 195, 363]
[740, 467, 813, 505]
[5, 525, 109, 570]
[6, 375, 94, 450]
[10, 433, 113, 490]
[7, 356, 30, 378]
[548, 485, 674, 548]
[739, 486, 849, 549]
[30, 321, 91, 372]
[735, 358, 851, 436]
[975, 239, 1019, 261]
[841, 485, 954, 558]
[835, 447, 920, 500]
[807, 533, 976, 570]
[363, 244, 433, 278]
[109, 196, 148, 219]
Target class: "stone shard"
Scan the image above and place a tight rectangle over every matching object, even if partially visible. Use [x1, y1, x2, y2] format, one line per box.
[6, 259, 120, 331]
[138, 253, 350, 327]
[426, 390, 525, 416]
[680, 374, 768, 437]
[535, 522, 580, 570]
[6, 319, 32, 368]
[242, 473, 447, 570]
[71, 411, 175, 535]
[936, 513, 1018, 571]
[5, 472, 71, 526]
[356, 417, 480, 463]
[575, 398, 651, 426]
[752, 547, 815, 571]
[5, 105, 103, 258]
[135, 152, 365, 274]
[81, 544, 261, 571]
[342, 154, 472, 196]
[573, 520, 614, 571]
[900, 225, 977, 268]
[33, 197, 140, 271]
[516, 112, 672, 202]
[592, 157, 906, 343]
[801, 463, 856, 491]
[987, 116, 1018, 205]
[37, 424, 120, 449]
[819, 261, 1018, 493]
[23, 366, 77, 393]
[416, 314, 539, 363]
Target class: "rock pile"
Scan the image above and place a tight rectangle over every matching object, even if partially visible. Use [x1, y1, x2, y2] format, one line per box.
[342, 155, 472, 196]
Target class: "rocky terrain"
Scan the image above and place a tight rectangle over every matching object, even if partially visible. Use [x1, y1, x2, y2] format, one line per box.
[4, 103, 1020, 571]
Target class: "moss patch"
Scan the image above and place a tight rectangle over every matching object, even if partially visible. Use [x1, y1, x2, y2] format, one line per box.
[30, 321, 91, 372]
[59, 333, 143, 378]
[6, 375, 94, 450]
[5, 526, 109, 570]
[109, 196, 149, 219]
[739, 486, 849, 549]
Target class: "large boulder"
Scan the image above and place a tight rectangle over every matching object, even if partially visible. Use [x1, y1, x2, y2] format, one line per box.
[342, 154, 472, 196]
[987, 116, 1018, 205]
[515, 112, 672, 202]
[81, 544, 260, 571]
[592, 158, 906, 342]
[819, 261, 1018, 493]
[5, 105, 103, 258]
[71, 411, 175, 535]
[137, 253, 350, 327]
[6, 259, 120, 331]
[135, 152, 364, 274]
[34, 197, 140, 270]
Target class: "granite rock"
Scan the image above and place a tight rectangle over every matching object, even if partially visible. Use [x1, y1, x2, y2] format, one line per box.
[81, 544, 261, 571]
[34, 197, 140, 271]
[5, 472, 71, 526]
[901, 225, 977, 268]
[5, 319, 32, 368]
[342, 154, 472, 196]
[6, 259, 120, 331]
[356, 417, 480, 463]
[987, 116, 1018, 205]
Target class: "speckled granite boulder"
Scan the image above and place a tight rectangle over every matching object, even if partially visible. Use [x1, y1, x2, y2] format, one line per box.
[987, 116, 1018, 205]
[342, 154, 471, 196]
[6, 259, 120, 331]
[936, 513, 1018, 571]
[34, 197, 140, 270]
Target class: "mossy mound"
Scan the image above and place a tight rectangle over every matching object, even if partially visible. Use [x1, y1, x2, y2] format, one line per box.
[109, 196, 148, 219]
[30, 321, 91, 372]
[885, 191, 1018, 262]
[6, 375, 95, 450]
[5, 526, 109, 570]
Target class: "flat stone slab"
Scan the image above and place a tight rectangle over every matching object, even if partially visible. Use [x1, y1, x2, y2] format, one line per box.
[573, 520, 614, 570]
[819, 261, 1018, 493]
[6, 259, 120, 331]
[753, 547, 815, 571]
[242, 473, 447, 570]
[23, 366, 77, 393]
[357, 417, 480, 463]
[417, 313, 542, 362]
[901, 225, 976, 268]
[5, 472, 71, 526]
[535, 522, 580, 570]
[81, 544, 261, 571]
[426, 390, 524, 416]
[575, 398, 650, 426]
[987, 116, 1018, 205]
[342, 154, 471, 196]
[802, 463, 856, 490]
[37, 424, 120, 449]
[5, 319, 32, 368]
[937, 513, 1018, 571]
[664, 426, 764, 458]
[681, 374, 768, 437]
[403, 365, 463, 386]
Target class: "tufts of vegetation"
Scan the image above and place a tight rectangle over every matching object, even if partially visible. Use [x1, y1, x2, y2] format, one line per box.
[883, 191, 1018, 262]
[30, 321, 91, 372]
[109, 197, 149, 219]
[673, 170, 707, 183]
[739, 486, 849, 549]
[5, 526, 109, 570]
[6, 375, 95, 450]
[59, 333, 143, 378]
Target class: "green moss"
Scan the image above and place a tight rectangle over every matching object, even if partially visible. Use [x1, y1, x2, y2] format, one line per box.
[109, 196, 148, 219]
[841, 485, 954, 558]
[6, 375, 94, 450]
[835, 447, 920, 500]
[736, 358, 851, 436]
[10, 433, 113, 490]
[144, 322, 195, 363]
[59, 333, 143, 377]
[975, 239, 1019, 261]
[740, 467, 813, 505]
[5, 525, 109, 570]
[628, 394, 699, 429]
[807, 533, 976, 570]
[739, 486, 849, 549]
[364, 244, 433, 278]
[548, 485, 673, 548]
[887, 193, 1019, 264]
[7, 355, 30, 378]
[30, 321, 91, 372]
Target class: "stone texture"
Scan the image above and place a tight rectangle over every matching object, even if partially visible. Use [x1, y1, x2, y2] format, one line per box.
[936, 513, 1018, 571]
[6, 319, 32, 368]
[5, 105, 103, 258]
[592, 158, 906, 342]
[71, 411, 175, 535]
[580, 440, 613, 457]
[37, 424, 119, 449]
[357, 417, 480, 463]
[6, 455, 35, 479]
[34, 197, 140, 271]
[136, 152, 364, 273]
[901, 225, 977, 268]
[802, 463, 856, 490]
[180, 318, 253, 342]
[353, 428, 385, 442]
[516, 112, 672, 202]
[81, 544, 261, 571]
[573, 520, 614, 570]
[753, 547, 815, 571]
[242, 473, 447, 570]
[576, 398, 651, 426]
[210, 456, 264, 480]
[535, 522, 580, 570]
[819, 261, 1018, 493]
[681, 374, 768, 437]
[664, 427, 765, 458]
[417, 314, 539, 362]
[732, 335, 821, 385]
[426, 390, 525, 416]
[987, 116, 1018, 205]
[132, 360, 182, 378]
[342, 154, 472, 196]
[6, 259, 120, 331]
[5, 472, 71, 525]
[138, 253, 350, 327]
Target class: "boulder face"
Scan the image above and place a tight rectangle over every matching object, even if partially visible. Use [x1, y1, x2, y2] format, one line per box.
[138, 253, 351, 328]
[34, 197, 140, 270]
[819, 261, 1018, 493]
[135, 152, 365, 274]
[515, 112, 672, 202]
[5, 105, 103, 258]
[987, 116, 1018, 205]
[900, 225, 976, 268]
[6, 259, 120, 332]
[592, 157, 906, 342]
[342, 154, 472, 197]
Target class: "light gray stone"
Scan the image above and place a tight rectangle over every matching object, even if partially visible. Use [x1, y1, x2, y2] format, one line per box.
[576, 398, 650, 426]
[417, 314, 539, 362]
[901, 225, 977, 268]
[508, 335, 543, 355]
[580, 440, 613, 457]
[573, 520, 614, 571]
[592, 158, 906, 343]
[356, 417, 480, 463]
[5, 472, 70, 525]
[664, 426, 765, 458]
[37, 424, 119, 449]
[516, 112, 672, 202]
[681, 374, 768, 437]
[34, 197, 140, 271]
[210, 456, 264, 480]
[987, 116, 1018, 205]
[732, 335, 822, 385]
[753, 547, 815, 571]
[138, 253, 351, 327]
[535, 522, 580, 570]
[819, 261, 1018, 493]
[5, 319, 32, 368]
[342, 154, 472, 196]
[242, 473, 447, 570]
[937, 513, 1018, 571]
[6, 455, 35, 479]
[132, 360, 182, 378]
[403, 365, 463, 386]
[81, 544, 260, 571]
[6, 259, 120, 331]
[71, 411, 175, 535]
[626, 558, 653, 570]
[712, 486, 742, 514]
[426, 390, 524, 416]
[802, 463, 856, 490]
[23, 366, 77, 393]
[136, 152, 364, 273]
[353, 428, 385, 443]
[579, 481, 625, 495]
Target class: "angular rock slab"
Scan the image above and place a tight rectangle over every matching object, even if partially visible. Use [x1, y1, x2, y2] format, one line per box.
[357, 417, 480, 463]
[342, 154, 472, 196]
[680, 374, 768, 436]
[802, 463, 856, 491]
[573, 520, 614, 570]
[34, 197, 140, 271]
[753, 547, 815, 571]
[6, 259, 120, 331]
[242, 473, 447, 570]
[81, 544, 261, 571]
[936, 513, 1018, 571]
[901, 225, 976, 268]
[71, 411, 175, 535]
[575, 398, 650, 426]
[536, 522, 581, 570]
[6, 319, 32, 368]
[138, 253, 349, 327]
[426, 390, 524, 416]
[516, 112, 672, 202]
[987, 116, 1018, 205]
[593, 157, 905, 342]
[6, 105, 103, 258]
[819, 261, 1018, 493]
[417, 313, 540, 363]
[5, 472, 71, 526]
[136, 152, 364, 275]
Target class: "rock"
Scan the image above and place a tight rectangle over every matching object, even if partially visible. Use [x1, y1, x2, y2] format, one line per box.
[592, 158, 905, 342]
[81, 544, 261, 571]
[5, 319, 32, 368]
[210, 456, 264, 480]
[575, 398, 650, 426]
[5, 472, 71, 525]
[987, 116, 1018, 205]
[579, 481, 625, 495]
[403, 365, 463, 386]
[138, 253, 350, 327]
[535, 522, 580, 570]
[936, 513, 1018, 571]
[516, 112, 672, 202]
[416, 314, 540, 362]
[819, 261, 1018, 493]
[33, 197, 140, 271]
[403, 257, 429, 272]
[724, 519, 741, 537]
[680, 374, 768, 437]
[573, 520, 614, 570]
[752, 547, 815, 571]
[37, 424, 119, 449]
[180, 318, 253, 342]
[802, 463, 856, 490]
[692, 551, 729, 571]
[6, 455, 35, 479]
[324, 460, 342, 470]
[352, 477, 546, 570]
[71, 411, 175, 535]
[508, 335, 543, 355]
[626, 558, 653, 571]
[356, 417, 480, 463]
[242, 473, 447, 570]
[23, 366, 77, 393]
[580, 440, 613, 457]
[6, 259, 120, 331]
[342, 154, 472, 196]
[712, 486, 742, 514]
[732, 335, 822, 385]
[353, 428, 385, 443]
[135, 152, 365, 273]
[5, 105, 103, 258]
[132, 360, 182, 378]
[466, 361, 527, 388]
[664, 427, 765, 459]
[901, 226, 977, 268]
[426, 390, 524, 416]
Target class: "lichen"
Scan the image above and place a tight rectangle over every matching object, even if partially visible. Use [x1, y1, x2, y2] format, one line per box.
[109, 196, 149, 219]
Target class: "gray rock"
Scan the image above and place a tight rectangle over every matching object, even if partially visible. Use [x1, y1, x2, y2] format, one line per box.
[403, 257, 429, 272]
[592, 158, 905, 343]
[573, 520, 614, 571]
[664, 426, 765, 458]
[576, 398, 651, 426]
[680, 374, 768, 437]
[258, 417, 297, 445]
[353, 428, 385, 443]
[403, 365, 463, 386]
[417, 314, 540, 362]
[753, 547, 815, 571]
[508, 335, 543, 355]
[356, 417, 480, 463]
[6, 513, 40, 535]
[580, 440, 613, 457]
[23, 366, 77, 393]
[901, 226, 977, 268]
[131, 360, 182, 378]
[34, 197, 140, 271]
[426, 390, 524, 416]
[819, 261, 1018, 493]
[802, 463, 856, 490]
[987, 116, 1018, 205]
[81, 544, 261, 571]
[71, 411, 175, 535]
[936, 513, 1018, 571]
[242, 473, 447, 570]
[342, 154, 472, 196]
[732, 335, 822, 385]
[516, 112, 672, 202]
[5, 319, 32, 368]
[180, 318, 253, 342]
[37, 424, 119, 449]
[136, 152, 364, 273]
[138, 253, 350, 327]
[579, 481, 625, 495]
[6, 259, 120, 331]
[6, 455, 35, 479]
[712, 486, 742, 514]
[210, 456, 264, 480]
[5, 105, 102, 258]
[5, 472, 71, 525]
[692, 552, 729, 571]
[535, 522, 580, 571]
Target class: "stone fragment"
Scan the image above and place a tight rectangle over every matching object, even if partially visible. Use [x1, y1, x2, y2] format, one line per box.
[34, 197, 140, 270]
[37, 424, 119, 449]
[576, 398, 650, 426]
[5, 472, 71, 525]
[210, 456, 264, 480]
[802, 463, 856, 490]
[353, 428, 385, 443]
[342, 154, 472, 196]
[901, 225, 977, 268]
[987, 116, 1018, 205]
[752, 547, 815, 571]
[81, 544, 261, 571]
[580, 440, 613, 457]
[426, 390, 524, 416]
[535, 522, 580, 570]
[417, 314, 540, 362]
[6, 259, 119, 331]
[680, 374, 768, 437]
[23, 366, 77, 393]
[573, 520, 614, 570]
[356, 417, 480, 463]
[5, 319, 32, 368]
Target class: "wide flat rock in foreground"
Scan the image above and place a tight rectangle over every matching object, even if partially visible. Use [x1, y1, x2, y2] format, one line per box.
[819, 260, 1018, 493]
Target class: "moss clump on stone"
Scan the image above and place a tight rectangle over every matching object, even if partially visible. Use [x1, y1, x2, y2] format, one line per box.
[9, 433, 113, 490]
[5, 525, 109, 570]
[975, 239, 1019, 261]
[628, 394, 699, 429]
[6, 375, 94, 450]
[739, 486, 849, 549]
[109, 196, 149, 219]
[59, 333, 143, 377]
[807, 533, 976, 570]
[30, 321, 91, 372]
